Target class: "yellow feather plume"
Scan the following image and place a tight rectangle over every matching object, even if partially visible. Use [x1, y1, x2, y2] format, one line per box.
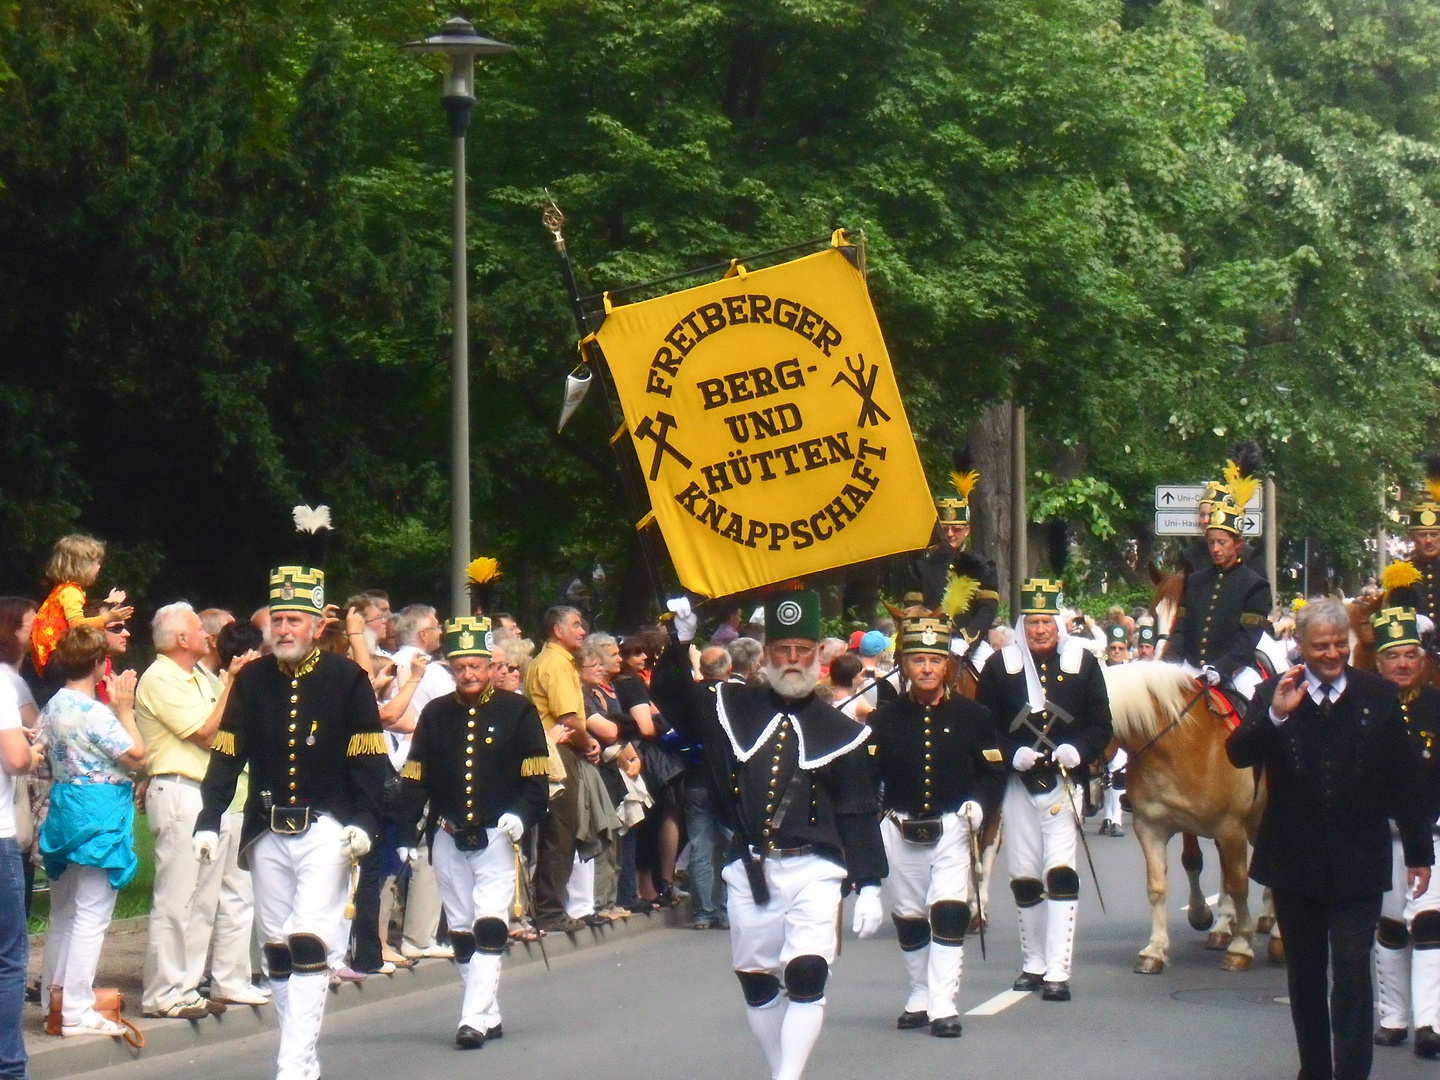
[467, 556, 502, 587]
[943, 572, 981, 620]
[1428, 477, 1440, 503]
[950, 470, 979, 499]
[1227, 472, 1260, 512]
[1382, 560, 1422, 592]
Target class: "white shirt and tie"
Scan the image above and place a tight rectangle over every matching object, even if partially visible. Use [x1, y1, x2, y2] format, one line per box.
[1269, 668, 1348, 725]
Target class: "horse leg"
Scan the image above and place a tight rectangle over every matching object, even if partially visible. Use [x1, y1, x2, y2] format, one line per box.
[1205, 842, 1235, 950]
[1181, 832, 1214, 931]
[1215, 828, 1254, 971]
[1256, 886, 1275, 936]
[1133, 816, 1170, 974]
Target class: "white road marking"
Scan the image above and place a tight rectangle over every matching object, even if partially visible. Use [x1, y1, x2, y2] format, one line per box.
[1275, 996, 1290, 1005]
[965, 990, 1032, 1016]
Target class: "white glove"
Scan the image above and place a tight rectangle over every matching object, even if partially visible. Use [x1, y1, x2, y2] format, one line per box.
[1053, 744, 1081, 770]
[852, 885, 883, 938]
[1199, 664, 1222, 687]
[959, 801, 983, 829]
[949, 636, 970, 658]
[1012, 746, 1041, 772]
[193, 830, 219, 864]
[394, 846, 416, 866]
[339, 825, 372, 859]
[496, 813, 525, 843]
[667, 597, 698, 644]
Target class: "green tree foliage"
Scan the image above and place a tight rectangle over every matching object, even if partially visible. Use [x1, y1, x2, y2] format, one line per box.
[1, 0, 1436, 622]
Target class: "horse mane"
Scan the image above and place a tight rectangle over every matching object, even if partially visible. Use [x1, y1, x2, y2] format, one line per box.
[1151, 568, 1185, 638]
[1103, 663, 1199, 743]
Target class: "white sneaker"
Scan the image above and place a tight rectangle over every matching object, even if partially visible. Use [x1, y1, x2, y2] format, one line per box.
[212, 986, 271, 1006]
[400, 943, 454, 959]
[62, 1017, 125, 1038]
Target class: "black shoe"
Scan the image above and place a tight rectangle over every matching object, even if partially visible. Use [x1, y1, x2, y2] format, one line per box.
[583, 912, 610, 928]
[1374, 1026, 1409, 1047]
[1013, 971, 1044, 992]
[896, 1010, 929, 1030]
[484, 1024, 503, 1041]
[930, 1016, 962, 1038]
[1416, 1027, 1440, 1058]
[456, 1025, 486, 1049]
[1041, 981, 1071, 1002]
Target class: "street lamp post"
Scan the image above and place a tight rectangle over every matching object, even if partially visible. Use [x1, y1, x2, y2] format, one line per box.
[402, 16, 513, 615]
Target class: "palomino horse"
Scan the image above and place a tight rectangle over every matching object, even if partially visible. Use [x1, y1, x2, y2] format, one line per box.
[1105, 661, 1266, 973]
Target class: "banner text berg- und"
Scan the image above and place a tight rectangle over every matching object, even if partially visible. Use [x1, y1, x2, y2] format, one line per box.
[596, 247, 934, 598]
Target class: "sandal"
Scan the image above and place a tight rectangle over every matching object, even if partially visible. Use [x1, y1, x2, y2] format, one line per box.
[509, 924, 543, 943]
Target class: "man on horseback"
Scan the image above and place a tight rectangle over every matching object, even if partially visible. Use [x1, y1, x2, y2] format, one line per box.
[977, 578, 1113, 1002]
[1164, 473, 1272, 703]
[910, 452, 1000, 676]
[1370, 606, 1440, 1059]
[868, 610, 1007, 1037]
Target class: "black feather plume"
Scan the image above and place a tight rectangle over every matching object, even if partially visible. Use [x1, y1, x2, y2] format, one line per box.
[1424, 450, 1440, 483]
[1229, 440, 1265, 480]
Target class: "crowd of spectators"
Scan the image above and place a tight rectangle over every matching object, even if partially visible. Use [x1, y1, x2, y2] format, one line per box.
[0, 530, 935, 1057]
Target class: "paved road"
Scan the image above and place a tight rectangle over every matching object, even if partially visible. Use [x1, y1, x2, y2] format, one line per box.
[80, 823, 1435, 1080]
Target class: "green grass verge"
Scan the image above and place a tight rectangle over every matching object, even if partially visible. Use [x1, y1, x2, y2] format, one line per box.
[27, 817, 156, 935]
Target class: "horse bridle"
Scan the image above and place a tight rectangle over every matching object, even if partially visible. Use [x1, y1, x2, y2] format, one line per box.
[1127, 685, 1211, 763]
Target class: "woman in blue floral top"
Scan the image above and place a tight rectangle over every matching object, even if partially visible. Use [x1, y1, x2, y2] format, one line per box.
[38, 626, 145, 1038]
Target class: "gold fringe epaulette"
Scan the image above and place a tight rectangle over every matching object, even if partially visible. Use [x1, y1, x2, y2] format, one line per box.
[346, 732, 388, 757]
[520, 756, 550, 778]
[213, 730, 237, 757]
[400, 760, 422, 781]
[1240, 613, 1266, 627]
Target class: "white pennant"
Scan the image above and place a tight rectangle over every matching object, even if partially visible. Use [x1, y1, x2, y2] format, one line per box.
[557, 364, 592, 432]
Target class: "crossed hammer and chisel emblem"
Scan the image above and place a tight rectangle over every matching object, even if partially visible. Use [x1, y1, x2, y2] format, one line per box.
[634, 411, 693, 481]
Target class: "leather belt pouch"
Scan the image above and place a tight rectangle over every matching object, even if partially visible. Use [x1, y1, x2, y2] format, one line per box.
[898, 817, 943, 846]
[451, 827, 489, 852]
[270, 807, 312, 836]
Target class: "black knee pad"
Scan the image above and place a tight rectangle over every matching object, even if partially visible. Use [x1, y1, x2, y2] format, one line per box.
[1413, 911, 1440, 950]
[450, 929, 477, 964]
[474, 916, 509, 955]
[288, 932, 327, 974]
[1046, 866, 1080, 901]
[892, 913, 931, 952]
[736, 970, 781, 1008]
[1378, 916, 1412, 950]
[929, 900, 971, 946]
[784, 955, 829, 1004]
[262, 941, 292, 981]
[1011, 877, 1044, 908]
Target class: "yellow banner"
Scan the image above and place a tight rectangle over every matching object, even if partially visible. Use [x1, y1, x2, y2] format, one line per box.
[596, 246, 934, 598]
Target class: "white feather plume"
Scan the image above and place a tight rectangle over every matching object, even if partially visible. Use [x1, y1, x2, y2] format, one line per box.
[292, 504, 332, 534]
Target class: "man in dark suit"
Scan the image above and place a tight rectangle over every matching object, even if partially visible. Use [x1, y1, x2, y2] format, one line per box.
[1227, 596, 1434, 1080]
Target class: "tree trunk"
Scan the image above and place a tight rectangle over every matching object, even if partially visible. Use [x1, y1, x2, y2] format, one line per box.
[968, 402, 1012, 600]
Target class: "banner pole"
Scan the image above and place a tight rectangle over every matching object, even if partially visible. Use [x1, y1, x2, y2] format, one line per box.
[543, 194, 669, 610]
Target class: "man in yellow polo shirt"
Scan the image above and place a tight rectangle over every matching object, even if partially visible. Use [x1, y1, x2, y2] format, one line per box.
[137, 602, 255, 1017]
[522, 605, 593, 932]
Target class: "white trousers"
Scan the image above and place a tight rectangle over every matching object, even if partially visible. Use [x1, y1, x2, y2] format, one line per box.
[431, 829, 515, 1032]
[184, 809, 256, 998]
[1003, 776, 1081, 982]
[723, 853, 845, 975]
[42, 865, 117, 1026]
[400, 840, 442, 951]
[881, 812, 974, 1020]
[1103, 748, 1127, 825]
[1376, 835, 1440, 1032]
[251, 814, 349, 1080]
[143, 777, 219, 1011]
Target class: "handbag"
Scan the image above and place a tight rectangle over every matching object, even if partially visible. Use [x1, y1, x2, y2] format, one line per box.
[93, 988, 145, 1049]
[46, 988, 145, 1048]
